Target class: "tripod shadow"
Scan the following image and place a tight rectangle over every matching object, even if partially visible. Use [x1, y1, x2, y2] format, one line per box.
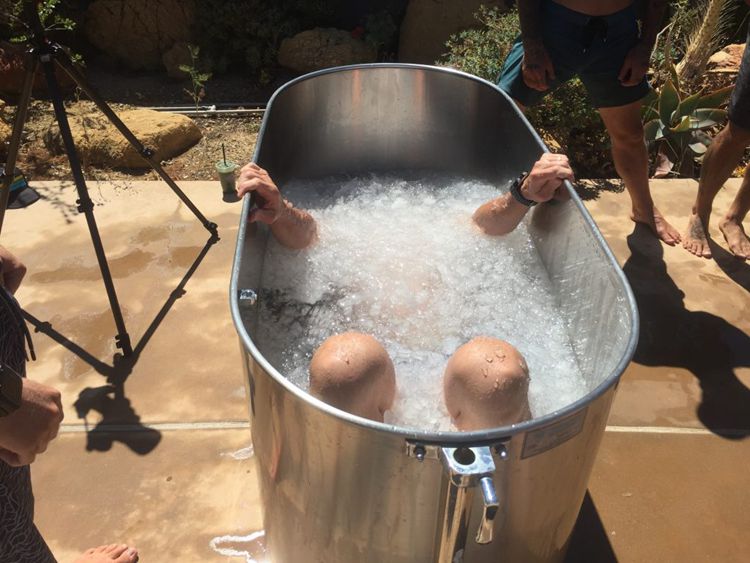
[565, 491, 618, 562]
[22, 231, 219, 454]
[623, 224, 750, 439]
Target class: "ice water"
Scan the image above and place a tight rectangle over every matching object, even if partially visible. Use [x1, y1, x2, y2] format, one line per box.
[255, 174, 587, 431]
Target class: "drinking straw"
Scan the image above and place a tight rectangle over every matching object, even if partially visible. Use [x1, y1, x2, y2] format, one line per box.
[222, 143, 227, 166]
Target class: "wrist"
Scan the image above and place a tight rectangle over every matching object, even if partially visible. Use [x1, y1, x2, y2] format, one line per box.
[523, 38, 546, 53]
[271, 198, 291, 225]
[510, 173, 536, 207]
[0, 364, 23, 418]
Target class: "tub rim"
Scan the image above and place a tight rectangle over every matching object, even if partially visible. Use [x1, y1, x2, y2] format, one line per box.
[230, 63, 640, 445]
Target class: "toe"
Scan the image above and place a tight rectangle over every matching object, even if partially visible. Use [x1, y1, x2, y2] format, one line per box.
[114, 547, 138, 563]
[108, 545, 129, 558]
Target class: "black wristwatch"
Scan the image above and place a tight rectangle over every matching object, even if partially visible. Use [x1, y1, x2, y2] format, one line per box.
[0, 363, 23, 417]
[509, 172, 536, 207]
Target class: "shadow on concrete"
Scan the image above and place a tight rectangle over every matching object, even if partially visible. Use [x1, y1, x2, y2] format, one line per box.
[709, 239, 750, 293]
[623, 224, 750, 439]
[21, 231, 220, 454]
[566, 492, 618, 562]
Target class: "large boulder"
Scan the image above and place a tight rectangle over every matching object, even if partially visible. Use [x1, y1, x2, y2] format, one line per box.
[0, 41, 77, 101]
[162, 41, 192, 79]
[398, 0, 509, 64]
[706, 43, 746, 72]
[84, 0, 194, 70]
[278, 28, 377, 73]
[44, 104, 202, 168]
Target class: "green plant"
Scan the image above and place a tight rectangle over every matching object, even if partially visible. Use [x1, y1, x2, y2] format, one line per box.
[179, 45, 213, 110]
[193, 0, 337, 78]
[439, 6, 612, 178]
[6, 0, 76, 42]
[642, 65, 733, 176]
[364, 10, 398, 54]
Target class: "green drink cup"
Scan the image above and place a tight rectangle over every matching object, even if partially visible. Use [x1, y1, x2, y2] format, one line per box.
[216, 160, 239, 201]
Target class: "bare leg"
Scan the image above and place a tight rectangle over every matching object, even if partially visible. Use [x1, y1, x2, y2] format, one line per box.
[684, 121, 750, 258]
[74, 544, 138, 563]
[443, 337, 530, 431]
[599, 101, 681, 245]
[719, 164, 750, 259]
[309, 332, 396, 422]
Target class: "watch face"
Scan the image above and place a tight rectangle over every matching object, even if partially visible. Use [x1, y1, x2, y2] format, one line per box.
[0, 363, 23, 416]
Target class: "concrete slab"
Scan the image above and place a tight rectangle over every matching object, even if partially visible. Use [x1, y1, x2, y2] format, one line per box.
[584, 179, 750, 437]
[585, 431, 750, 563]
[32, 428, 261, 563]
[2, 180, 249, 425]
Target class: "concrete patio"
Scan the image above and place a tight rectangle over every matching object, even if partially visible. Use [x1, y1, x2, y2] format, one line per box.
[2, 177, 748, 562]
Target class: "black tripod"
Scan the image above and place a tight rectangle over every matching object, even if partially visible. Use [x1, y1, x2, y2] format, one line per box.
[0, 2, 219, 358]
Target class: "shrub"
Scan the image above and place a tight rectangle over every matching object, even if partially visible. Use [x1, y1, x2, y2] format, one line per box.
[193, 0, 337, 76]
[439, 6, 613, 178]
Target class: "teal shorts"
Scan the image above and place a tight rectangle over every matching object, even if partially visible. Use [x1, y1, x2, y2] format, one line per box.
[498, 0, 651, 108]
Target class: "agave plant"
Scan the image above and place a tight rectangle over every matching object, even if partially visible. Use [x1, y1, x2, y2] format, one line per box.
[642, 66, 733, 177]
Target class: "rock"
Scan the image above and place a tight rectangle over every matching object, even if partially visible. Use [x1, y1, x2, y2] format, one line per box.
[398, 0, 509, 64]
[0, 41, 77, 101]
[706, 43, 745, 72]
[84, 0, 194, 70]
[0, 120, 11, 151]
[278, 28, 377, 73]
[162, 41, 192, 79]
[44, 104, 202, 168]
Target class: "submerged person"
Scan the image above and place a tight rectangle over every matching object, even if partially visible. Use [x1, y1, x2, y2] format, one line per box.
[497, 0, 681, 246]
[236, 154, 573, 430]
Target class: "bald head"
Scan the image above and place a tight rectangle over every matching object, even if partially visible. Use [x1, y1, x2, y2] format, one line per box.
[443, 337, 530, 431]
[309, 332, 396, 422]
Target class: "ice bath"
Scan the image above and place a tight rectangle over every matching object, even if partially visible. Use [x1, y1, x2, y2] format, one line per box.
[232, 64, 638, 563]
[255, 174, 586, 431]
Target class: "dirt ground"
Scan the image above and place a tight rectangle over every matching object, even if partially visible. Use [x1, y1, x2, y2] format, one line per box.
[5, 99, 262, 183]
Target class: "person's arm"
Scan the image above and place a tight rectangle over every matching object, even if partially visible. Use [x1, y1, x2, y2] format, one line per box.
[0, 377, 64, 467]
[619, 0, 669, 86]
[473, 153, 575, 236]
[0, 246, 27, 294]
[236, 163, 318, 250]
[518, 0, 555, 91]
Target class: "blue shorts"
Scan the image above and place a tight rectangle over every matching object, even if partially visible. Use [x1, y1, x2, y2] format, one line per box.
[498, 0, 651, 108]
[728, 27, 750, 131]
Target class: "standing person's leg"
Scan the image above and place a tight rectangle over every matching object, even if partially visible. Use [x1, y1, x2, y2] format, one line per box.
[598, 102, 681, 245]
[719, 164, 750, 259]
[685, 23, 750, 258]
[683, 122, 750, 257]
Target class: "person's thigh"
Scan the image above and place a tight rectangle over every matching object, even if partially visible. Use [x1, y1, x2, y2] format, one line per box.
[579, 11, 650, 108]
[497, 4, 580, 108]
[728, 28, 750, 131]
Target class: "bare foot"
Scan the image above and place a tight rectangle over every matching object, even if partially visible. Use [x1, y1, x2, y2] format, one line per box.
[631, 207, 681, 245]
[682, 213, 712, 258]
[74, 544, 138, 563]
[719, 218, 750, 260]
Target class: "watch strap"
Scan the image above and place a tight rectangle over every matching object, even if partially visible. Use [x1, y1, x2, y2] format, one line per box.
[510, 172, 536, 207]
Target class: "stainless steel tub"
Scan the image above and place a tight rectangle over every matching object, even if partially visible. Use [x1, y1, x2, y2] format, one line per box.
[230, 64, 638, 563]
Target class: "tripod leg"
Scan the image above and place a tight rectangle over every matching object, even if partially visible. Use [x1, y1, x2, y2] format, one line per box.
[52, 52, 219, 238]
[38, 51, 133, 357]
[0, 52, 39, 235]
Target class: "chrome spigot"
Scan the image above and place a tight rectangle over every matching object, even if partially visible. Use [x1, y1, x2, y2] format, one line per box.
[476, 476, 499, 544]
